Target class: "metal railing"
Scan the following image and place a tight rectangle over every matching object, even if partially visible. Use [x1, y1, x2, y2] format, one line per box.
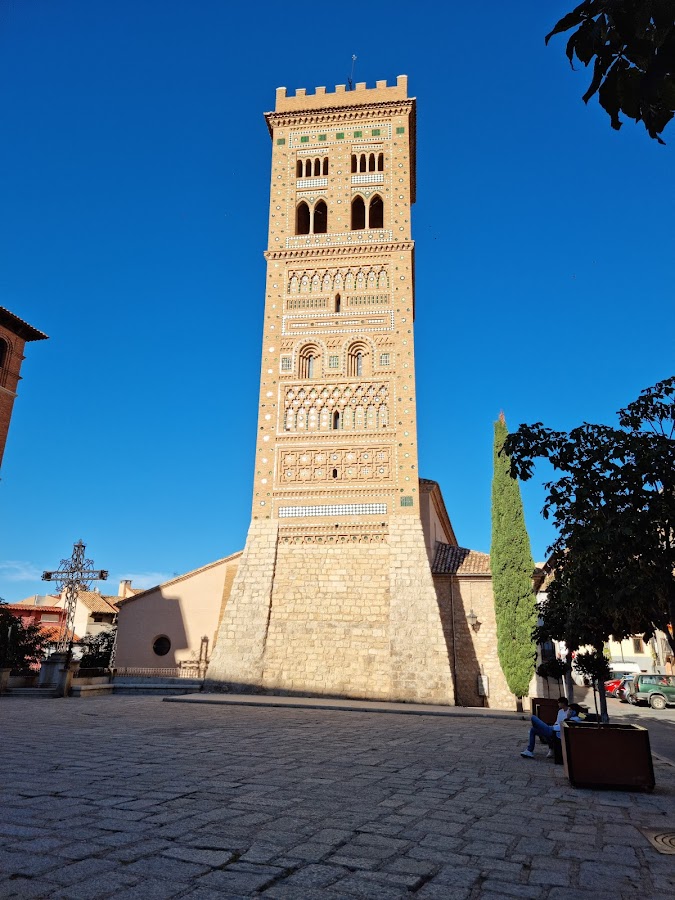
[113, 666, 204, 679]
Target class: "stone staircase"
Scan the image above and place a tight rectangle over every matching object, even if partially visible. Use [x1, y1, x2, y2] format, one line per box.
[2, 686, 60, 698]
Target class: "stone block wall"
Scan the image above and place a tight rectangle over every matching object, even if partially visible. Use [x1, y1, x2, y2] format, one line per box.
[434, 575, 515, 709]
[207, 518, 457, 704]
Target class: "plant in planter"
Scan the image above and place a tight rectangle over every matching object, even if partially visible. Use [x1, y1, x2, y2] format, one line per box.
[503, 378, 674, 789]
[505, 377, 675, 723]
[536, 657, 570, 698]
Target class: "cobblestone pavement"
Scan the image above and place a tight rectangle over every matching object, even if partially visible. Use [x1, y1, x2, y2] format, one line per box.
[1, 697, 674, 899]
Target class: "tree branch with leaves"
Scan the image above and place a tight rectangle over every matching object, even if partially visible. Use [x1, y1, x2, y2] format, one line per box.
[547, 0, 675, 142]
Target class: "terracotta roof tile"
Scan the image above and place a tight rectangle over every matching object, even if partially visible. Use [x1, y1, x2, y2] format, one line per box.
[432, 542, 491, 575]
[76, 592, 119, 615]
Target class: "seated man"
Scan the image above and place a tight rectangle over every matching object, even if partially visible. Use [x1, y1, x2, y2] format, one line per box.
[520, 698, 583, 759]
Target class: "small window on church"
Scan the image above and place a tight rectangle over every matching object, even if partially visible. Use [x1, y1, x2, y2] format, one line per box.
[0, 339, 7, 369]
[332, 468, 338, 478]
[314, 158, 321, 177]
[335, 293, 341, 312]
[377, 153, 384, 172]
[296, 201, 310, 235]
[329, 355, 339, 369]
[351, 196, 365, 230]
[351, 154, 357, 173]
[359, 154, 367, 173]
[332, 411, 341, 430]
[281, 357, 292, 371]
[379, 353, 390, 366]
[400, 496, 413, 507]
[305, 159, 312, 177]
[313, 200, 327, 234]
[369, 194, 384, 229]
[322, 157, 329, 175]
[369, 153, 376, 172]
[296, 160, 302, 177]
[153, 635, 171, 657]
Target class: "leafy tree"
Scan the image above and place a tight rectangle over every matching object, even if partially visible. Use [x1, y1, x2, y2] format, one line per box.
[546, 1, 675, 143]
[78, 628, 116, 669]
[504, 376, 675, 721]
[0, 605, 48, 671]
[491, 414, 538, 707]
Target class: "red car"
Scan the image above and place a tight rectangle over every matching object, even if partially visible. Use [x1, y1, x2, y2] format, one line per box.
[604, 678, 623, 697]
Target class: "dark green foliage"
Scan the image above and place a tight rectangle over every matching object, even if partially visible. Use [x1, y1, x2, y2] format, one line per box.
[78, 628, 116, 669]
[0, 604, 48, 671]
[546, 0, 675, 142]
[490, 415, 538, 699]
[573, 649, 612, 684]
[505, 376, 675, 662]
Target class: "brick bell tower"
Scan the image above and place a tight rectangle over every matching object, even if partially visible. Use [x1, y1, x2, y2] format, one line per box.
[207, 76, 455, 703]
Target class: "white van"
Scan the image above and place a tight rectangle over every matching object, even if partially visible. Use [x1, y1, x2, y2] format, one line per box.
[609, 662, 641, 678]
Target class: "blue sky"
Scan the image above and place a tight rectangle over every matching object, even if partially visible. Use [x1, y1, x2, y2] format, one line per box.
[1, 1, 673, 601]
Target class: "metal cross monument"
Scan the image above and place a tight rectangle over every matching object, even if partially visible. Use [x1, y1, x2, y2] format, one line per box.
[42, 541, 108, 654]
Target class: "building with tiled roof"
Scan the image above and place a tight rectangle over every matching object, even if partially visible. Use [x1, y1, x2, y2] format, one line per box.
[0, 306, 48, 470]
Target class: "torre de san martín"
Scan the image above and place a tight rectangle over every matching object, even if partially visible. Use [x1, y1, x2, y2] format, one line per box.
[199, 77, 516, 706]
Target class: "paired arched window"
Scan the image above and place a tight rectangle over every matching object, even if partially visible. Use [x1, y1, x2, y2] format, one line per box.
[296, 200, 328, 235]
[297, 157, 329, 178]
[299, 344, 320, 379]
[347, 342, 369, 378]
[351, 153, 384, 173]
[351, 194, 383, 231]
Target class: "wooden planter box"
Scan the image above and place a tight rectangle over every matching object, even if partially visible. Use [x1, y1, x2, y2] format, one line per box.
[561, 722, 655, 791]
[531, 697, 560, 725]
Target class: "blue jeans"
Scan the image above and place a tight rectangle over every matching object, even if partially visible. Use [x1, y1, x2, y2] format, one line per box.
[527, 716, 555, 752]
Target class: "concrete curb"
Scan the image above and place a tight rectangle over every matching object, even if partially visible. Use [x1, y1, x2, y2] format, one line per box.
[162, 692, 527, 721]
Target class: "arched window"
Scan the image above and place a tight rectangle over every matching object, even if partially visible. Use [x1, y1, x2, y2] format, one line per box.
[313, 200, 327, 234]
[369, 153, 376, 172]
[296, 202, 310, 235]
[359, 154, 367, 172]
[0, 339, 7, 370]
[305, 159, 312, 177]
[296, 160, 303, 178]
[347, 343, 368, 377]
[369, 194, 383, 229]
[351, 196, 365, 230]
[351, 154, 357, 173]
[322, 157, 328, 175]
[377, 153, 384, 171]
[335, 293, 341, 313]
[332, 411, 341, 430]
[314, 158, 321, 177]
[299, 345, 320, 379]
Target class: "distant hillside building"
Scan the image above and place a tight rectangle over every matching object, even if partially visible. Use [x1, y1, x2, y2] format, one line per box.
[0, 306, 48, 470]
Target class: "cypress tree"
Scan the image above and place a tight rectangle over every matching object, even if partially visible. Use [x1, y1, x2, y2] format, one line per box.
[490, 413, 538, 702]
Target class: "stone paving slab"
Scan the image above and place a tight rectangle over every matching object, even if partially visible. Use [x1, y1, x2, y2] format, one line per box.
[0, 696, 674, 899]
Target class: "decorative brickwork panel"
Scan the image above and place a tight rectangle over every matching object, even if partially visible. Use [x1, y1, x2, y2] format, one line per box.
[279, 446, 391, 483]
[282, 382, 389, 433]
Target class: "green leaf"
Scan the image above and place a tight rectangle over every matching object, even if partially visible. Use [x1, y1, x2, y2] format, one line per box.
[545, 2, 593, 45]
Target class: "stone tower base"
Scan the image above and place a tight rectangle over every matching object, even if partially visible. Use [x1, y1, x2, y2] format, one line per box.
[206, 518, 455, 704]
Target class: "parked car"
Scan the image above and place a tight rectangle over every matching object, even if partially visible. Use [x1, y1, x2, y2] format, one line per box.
[628, 674, 675, 710]
[615, 677, 635, 703]
[604, 678, 623, 697]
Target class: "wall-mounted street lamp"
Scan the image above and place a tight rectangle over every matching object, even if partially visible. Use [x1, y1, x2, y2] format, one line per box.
[467, 609, 481, 633]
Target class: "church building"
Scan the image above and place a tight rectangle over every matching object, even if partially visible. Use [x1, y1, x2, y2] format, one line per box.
[199, 76, 514, 707]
